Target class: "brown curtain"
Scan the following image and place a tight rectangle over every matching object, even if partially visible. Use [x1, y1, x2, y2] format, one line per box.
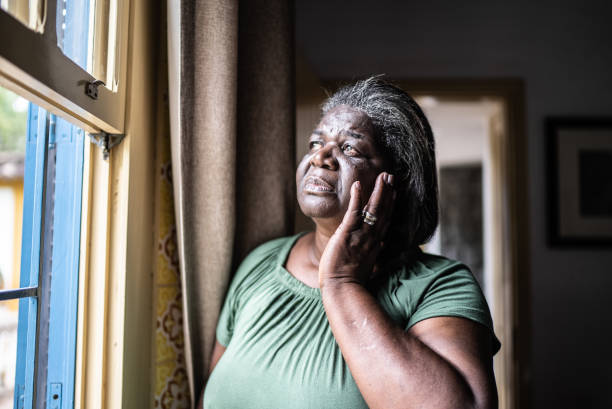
[167, 0, 295, 406]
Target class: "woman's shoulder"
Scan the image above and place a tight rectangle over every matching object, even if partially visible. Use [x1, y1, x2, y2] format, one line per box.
[407, 251, 468, 277]
[231, 234, 301, 284]
[240, 233, 305, 266]
[243, 235, 294, 260]
[393, 250, 484, 298]
[376, 250, 494, 337]
[380, 250, 470, 287]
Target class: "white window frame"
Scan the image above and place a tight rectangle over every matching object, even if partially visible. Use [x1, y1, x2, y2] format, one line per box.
[0, 0, 130, 134]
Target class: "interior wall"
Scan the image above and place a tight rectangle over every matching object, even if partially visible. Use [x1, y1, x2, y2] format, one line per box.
[295, 1, 612, 408]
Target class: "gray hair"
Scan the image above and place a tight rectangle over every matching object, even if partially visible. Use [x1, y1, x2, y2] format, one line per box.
[322, 76, 439, 266]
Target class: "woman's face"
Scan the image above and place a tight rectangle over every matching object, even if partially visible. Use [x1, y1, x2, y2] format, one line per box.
[296, 105, 389, 226]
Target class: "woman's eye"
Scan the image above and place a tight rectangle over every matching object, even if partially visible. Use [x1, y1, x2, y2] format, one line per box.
[309, 141, 323, 151]
[342, 144, 358, 155]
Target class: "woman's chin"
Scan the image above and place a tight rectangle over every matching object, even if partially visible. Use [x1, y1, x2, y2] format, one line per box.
[297, 195, 343, 220]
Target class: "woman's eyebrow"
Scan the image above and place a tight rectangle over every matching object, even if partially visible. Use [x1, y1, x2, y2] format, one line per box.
[312, 130, 325, 137]
[341, 130, 365, 139]
[312, 129, 365, 139]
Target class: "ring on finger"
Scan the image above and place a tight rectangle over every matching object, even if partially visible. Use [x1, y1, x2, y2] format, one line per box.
[362, 210, 378, 226]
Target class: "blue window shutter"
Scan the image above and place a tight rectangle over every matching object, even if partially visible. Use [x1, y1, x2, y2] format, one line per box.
[44, 0, 90, 406]
[14, 106, 49, 409]
[45, 116, 85, 409]
[14, 0, 90, 407]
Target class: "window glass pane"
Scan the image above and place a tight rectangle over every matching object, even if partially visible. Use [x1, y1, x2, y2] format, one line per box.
[0, 0, 44, 32]
[56, 0, 91, 71]
[1, 23, 87, 403]
[0, 86, 27, 292]
[0, 298, 21, 409]
[57, 0, 122, 91]
[2, 88, 86, 408]
[1, 88, 46, 409]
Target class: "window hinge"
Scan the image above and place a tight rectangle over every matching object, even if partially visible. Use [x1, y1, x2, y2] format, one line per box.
[89, 131, 125, 160]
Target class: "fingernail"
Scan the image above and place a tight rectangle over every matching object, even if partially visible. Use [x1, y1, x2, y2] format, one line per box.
[355, 181, 361, 190]
[388, 174, 394, 186]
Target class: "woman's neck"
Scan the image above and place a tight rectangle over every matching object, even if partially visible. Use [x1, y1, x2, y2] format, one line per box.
[310, 222, 338, 265]
[284, 221, 341, 289]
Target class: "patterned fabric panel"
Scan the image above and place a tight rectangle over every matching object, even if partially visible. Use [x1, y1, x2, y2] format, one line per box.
[153, 118, 190, 409]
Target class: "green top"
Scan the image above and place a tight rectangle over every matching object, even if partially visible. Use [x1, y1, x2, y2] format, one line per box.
[204, 233, 500, 409]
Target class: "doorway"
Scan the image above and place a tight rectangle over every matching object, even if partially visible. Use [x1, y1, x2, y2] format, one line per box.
[416, 93, 517, 409]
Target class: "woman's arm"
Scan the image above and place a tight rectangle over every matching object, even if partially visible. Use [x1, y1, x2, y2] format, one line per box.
[209, 340, 227, 375]
[198, 340, 227, 408]
[321, 283, 496, 409]
[319, 174, 497, 409]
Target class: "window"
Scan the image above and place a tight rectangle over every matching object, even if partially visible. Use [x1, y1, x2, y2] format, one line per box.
[0, 96, 85, 409]
[0, 0, 44, 32]
[0, 0, 129, 134]
[0, 0, 129, 408]
[1, 0, 160, 407]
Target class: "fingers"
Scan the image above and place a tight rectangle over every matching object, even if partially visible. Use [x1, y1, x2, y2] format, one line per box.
[366, 173, 394, 214]
[337, 172, 395, 244]
[332, 174, 395, 284]
[362, 172, 395, 239]
[338, 181, 363, 233]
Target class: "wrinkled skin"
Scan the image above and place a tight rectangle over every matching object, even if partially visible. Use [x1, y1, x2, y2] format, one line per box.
[295, 104, 395, 286]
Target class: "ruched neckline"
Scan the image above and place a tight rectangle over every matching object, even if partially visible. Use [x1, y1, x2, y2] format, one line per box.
[275, 231, 321, 300]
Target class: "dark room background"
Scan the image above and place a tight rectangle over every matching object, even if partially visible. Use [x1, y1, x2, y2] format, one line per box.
[295, 1, 612, 408]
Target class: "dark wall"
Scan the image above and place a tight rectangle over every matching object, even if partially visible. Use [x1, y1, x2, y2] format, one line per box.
[295, 1, 612, 408]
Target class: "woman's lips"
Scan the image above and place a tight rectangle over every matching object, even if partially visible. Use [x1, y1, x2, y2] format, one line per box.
[303, 176, 335, 193]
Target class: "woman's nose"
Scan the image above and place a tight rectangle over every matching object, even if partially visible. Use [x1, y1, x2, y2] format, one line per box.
[310, 143, 338, 170]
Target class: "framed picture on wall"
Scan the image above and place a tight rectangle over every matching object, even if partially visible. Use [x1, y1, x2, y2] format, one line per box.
[547, 117, 612, 245]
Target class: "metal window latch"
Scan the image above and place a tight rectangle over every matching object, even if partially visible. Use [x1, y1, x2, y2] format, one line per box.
[85, 79, 105, 100]
[89, 131, 125, 160]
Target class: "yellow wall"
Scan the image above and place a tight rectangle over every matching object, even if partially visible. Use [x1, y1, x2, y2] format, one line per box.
[150, 4, 190, 407]
[0, 179, 23, 311]
[152, 104, 190, 408]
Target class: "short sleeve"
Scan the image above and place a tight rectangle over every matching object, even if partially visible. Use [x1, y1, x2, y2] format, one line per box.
[215, 236, 291, 347]
[405, 259, 501, 354]
[214, 249, 258, 346]
[215, 284, 236, 347]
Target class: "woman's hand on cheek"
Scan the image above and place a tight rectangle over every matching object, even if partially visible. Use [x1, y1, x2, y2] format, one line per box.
[318, 172, 396, 289]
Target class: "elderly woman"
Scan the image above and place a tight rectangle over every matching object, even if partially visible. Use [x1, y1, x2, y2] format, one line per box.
[203, 77, 500, 409]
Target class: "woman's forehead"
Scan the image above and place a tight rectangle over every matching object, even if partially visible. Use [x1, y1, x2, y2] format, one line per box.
[316, 105, 373, 136]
